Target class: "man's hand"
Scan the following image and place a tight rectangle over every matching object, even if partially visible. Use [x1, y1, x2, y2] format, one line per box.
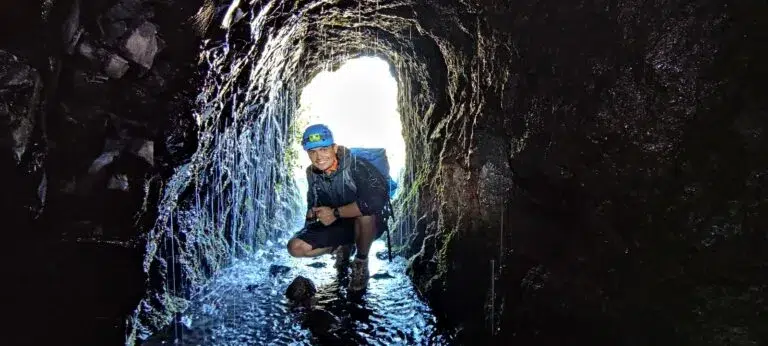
[312, 206, 337, 226]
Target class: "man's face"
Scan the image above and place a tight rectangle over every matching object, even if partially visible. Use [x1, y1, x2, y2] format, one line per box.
[307, 144, 337, 171]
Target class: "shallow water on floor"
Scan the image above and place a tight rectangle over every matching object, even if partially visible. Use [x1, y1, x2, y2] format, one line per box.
[144, 240, 452, 345]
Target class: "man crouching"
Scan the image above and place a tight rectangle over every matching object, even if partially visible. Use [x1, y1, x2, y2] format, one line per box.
[287, 124, 390, 292]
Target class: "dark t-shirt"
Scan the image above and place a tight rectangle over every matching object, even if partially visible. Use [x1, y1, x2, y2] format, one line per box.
[305, 146, 390, 217]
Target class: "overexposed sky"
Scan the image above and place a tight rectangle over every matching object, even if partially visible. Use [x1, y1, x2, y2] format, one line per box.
[292, 57, 405, 183]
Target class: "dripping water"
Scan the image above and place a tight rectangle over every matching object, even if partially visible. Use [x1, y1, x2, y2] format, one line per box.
[135, 1, 452, 344]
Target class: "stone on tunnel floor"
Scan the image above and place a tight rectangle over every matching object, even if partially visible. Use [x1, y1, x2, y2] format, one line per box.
[285, 275, 316, 302]
[307, 261, 326, 268]
[371, 271, 394, 280]
[268, 264, 291, 276]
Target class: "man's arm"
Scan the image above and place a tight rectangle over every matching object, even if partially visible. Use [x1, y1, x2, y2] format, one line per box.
[311, 202, 360, 226]
[336, 202, 362, 218]
[312, 160, 388, 224]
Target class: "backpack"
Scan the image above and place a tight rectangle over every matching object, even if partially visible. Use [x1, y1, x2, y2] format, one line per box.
[348, 148, 398, 198]
[347, 147, 397, 261]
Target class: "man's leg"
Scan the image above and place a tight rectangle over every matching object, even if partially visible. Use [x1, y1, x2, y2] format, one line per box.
[287, 220, 356, 258]
[287, 238, 333, 258]
[349, 215, 377, 292]
[353, 215, 378, 260]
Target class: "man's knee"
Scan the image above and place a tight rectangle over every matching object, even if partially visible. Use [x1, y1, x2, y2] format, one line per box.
[355, 215, 376, 226]
[287, 238, 309, 257]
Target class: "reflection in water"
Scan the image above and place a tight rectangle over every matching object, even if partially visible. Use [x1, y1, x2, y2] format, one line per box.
[144, 240, 452, 345]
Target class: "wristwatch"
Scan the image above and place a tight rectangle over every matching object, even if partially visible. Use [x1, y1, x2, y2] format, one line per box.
[333, 208, 340, 218]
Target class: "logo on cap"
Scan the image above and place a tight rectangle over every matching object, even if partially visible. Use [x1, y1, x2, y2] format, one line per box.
[307, 133, 323, 142]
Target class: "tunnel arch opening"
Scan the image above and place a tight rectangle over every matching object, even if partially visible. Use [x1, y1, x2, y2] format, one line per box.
[288, 43, 442, 255]
[129, 1, 451, 341]
[290, 56, 407, 211]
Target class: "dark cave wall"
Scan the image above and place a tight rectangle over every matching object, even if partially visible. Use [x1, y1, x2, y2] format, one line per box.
[2, 0, 766, 345]
[405, 0, 768, 344]
[3, 0, 205, 343]
[1, 0, 204, 242]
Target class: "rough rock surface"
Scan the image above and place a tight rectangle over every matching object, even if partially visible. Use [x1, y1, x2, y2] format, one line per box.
[286, 275, 317, 302]
[3, 0, 206, 344]
[3, 0, 766, 345]
[4, 0, 304, 344]
[186, 1, 768, 344]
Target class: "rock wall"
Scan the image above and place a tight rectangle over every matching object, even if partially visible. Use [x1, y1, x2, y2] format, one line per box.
[262, 0, 767, 344]
[4, 0, 305, 344]
[3, 0, 766, 345]
[403, 1, 768, 345]
[3, 0, 205, 344]
[126, 0, 308, 341]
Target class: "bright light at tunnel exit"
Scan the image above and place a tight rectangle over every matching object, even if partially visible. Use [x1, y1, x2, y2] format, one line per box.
[292, 57, 405, 200]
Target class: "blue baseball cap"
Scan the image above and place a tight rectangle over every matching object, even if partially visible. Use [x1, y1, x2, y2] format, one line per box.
[301, 124, 334, 150]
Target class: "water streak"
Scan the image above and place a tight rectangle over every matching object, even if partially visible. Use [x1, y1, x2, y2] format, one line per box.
[129, 1, 307, 340]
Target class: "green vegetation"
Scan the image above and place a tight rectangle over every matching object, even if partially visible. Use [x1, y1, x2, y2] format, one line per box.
[394, 166, 427, 212]
[283, 115, 308, 178]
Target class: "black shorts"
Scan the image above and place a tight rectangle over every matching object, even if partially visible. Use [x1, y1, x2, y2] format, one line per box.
[293, 216, 386, 250]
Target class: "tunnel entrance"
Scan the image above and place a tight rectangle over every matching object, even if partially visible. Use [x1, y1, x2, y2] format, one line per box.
[140, 50, 453, 343]
[290, 56, 406, 207]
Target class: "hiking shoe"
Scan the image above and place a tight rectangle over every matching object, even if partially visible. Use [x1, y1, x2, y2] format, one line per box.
[332, 245, 351, 270]
[348, 258, 370, 292]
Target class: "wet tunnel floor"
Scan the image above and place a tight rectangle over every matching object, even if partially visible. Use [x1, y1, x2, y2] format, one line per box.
[144, 240, 452, 345]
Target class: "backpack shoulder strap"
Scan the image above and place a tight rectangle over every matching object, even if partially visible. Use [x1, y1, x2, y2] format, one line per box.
[343, 156, 357, 194]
